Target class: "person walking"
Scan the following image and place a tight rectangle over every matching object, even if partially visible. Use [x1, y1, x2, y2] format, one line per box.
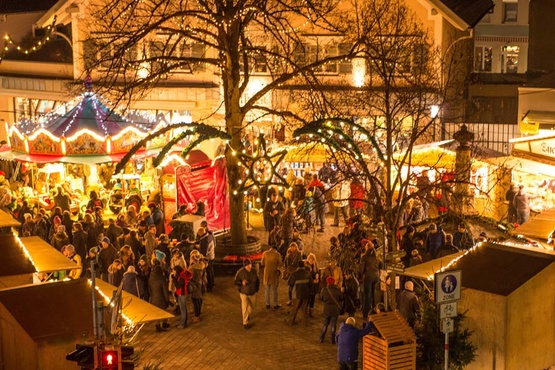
[336, 317, 376, 370]
[287, 260, 313, 326]
[261, 245, 283, 309]
[234, 259, 260, 329]
[319, 276, 343, 344]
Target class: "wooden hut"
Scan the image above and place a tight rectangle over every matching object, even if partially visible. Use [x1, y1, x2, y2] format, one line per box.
[363, 311, 416, 370]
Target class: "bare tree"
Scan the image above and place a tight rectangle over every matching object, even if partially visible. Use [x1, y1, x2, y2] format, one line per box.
[82, 0, 365, 245]
[292, 0, 477, 250]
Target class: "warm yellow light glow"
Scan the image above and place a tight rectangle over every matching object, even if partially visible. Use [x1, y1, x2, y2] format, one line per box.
[65, 128, 106, 142]
[106, 136, 112, 154]
[24, 137, 29, 153]
[111, 126, 149, 141]
[352, 58, 366, 87]
[61, 137, 67, 155]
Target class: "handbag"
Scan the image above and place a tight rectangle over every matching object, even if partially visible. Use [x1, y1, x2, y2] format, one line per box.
[326, 286, 345, 315]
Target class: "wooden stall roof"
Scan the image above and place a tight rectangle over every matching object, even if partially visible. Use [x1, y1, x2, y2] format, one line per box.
[19, 236, 78, 273]
[96, 279, 174, 324]
[0, 279, 175, 342]
[368, 311, 416, 343]
[0, 279, 95, 341]
[404, 242, 555, 296]
[0, 209, 21, 228]
[510, 208, 555, 242]
[0, 235, 76, 276]
[402, 252, 466, 280]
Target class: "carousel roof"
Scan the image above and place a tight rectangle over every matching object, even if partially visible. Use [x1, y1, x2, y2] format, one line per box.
[4, 92, 170, 163]
[26, 92, 149, 138]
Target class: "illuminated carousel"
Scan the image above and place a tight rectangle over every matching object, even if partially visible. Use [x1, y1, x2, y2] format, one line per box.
[3, 91, 166, 164]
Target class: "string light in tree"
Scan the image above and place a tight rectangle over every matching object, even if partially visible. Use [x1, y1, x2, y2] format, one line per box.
[234, 133, 288, 196]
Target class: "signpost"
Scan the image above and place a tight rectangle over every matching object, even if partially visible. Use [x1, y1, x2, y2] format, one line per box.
[435, 270, 462, 370]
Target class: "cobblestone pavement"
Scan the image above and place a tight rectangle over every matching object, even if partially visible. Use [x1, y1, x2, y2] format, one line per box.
[133, 212, 362, 369]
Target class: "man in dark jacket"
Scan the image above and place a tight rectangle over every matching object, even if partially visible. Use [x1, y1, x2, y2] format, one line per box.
[287, 260, 313, 326]
[234, 259, 260, 329]
[359, 240, 382, 319]
[397, 281, 420, 327]
[319, 276, 343, 343]
[336, 317, 375, 370]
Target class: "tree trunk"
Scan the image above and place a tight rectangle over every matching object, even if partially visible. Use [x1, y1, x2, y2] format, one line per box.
[226, 116, 248, 246]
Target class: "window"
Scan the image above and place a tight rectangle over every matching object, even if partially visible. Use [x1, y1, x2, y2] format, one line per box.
[178, 41, 205, 72]
[293, 41, 353, 75]
[501, 45, 519, 74]
[474, 46, 492, 72]
[503, 1, 518, 23]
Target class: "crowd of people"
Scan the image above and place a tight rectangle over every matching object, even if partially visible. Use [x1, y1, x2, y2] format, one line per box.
[14, 189, 216, 332]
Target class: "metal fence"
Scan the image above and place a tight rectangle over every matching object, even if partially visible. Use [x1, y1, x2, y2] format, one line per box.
[442, 122, 519, 155]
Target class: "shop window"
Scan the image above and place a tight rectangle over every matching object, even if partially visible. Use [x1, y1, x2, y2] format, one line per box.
[501, 45, 519, 74]
[474, 46, 492, 72]
[503, 1, 518, 23]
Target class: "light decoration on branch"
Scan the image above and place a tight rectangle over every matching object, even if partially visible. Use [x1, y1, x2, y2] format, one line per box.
[14, 234, 36, 271]
[234, 133, 288, 195]
[0, 16, 58, 64]
[114, 122, 231, 174]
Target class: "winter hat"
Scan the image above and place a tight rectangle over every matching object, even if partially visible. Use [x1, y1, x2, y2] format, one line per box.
[326, 276, 336, 285]
[243, 258, 252, 266]
[102, 237, 111, 245]
[89, 247, 99, 255]
[155, 250, 166, 262]
[127, 266, 136, 273]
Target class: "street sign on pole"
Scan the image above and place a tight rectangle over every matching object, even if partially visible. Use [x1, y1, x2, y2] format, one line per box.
[386, 262, 405, 273]
[440, 302, 457, 319]
[434, 270, 461, 304]
[440, 318, 454, 333]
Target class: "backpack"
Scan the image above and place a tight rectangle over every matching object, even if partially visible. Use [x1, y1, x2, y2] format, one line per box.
[187, 280, 197, 294]
[94, 199, 103, 208]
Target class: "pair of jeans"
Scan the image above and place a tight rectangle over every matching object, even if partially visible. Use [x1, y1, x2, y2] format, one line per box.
[240, 293, 256, 325]
[192, 297, 203, 317]
[333, 205, 349, 225]
[177, 294, 188, 326]
[362, 280, 377, 318]
[206, 260, 215, 290]
[265, 284, 278, 306]
[319, 314, 338, 343]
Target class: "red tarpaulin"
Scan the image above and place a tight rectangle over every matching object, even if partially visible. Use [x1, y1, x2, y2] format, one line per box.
[176, 157, 229, 232]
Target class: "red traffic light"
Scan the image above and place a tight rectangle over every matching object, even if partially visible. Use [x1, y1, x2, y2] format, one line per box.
[99, 349, 118, 369]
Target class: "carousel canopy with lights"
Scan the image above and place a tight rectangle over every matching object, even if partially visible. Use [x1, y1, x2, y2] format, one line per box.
[4, 92, 167, 164]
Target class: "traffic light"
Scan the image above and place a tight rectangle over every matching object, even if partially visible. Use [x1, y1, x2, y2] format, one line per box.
[121, 345, 135, 370]
[66, 344, 97, 369]
[99, 348, 119, 370]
